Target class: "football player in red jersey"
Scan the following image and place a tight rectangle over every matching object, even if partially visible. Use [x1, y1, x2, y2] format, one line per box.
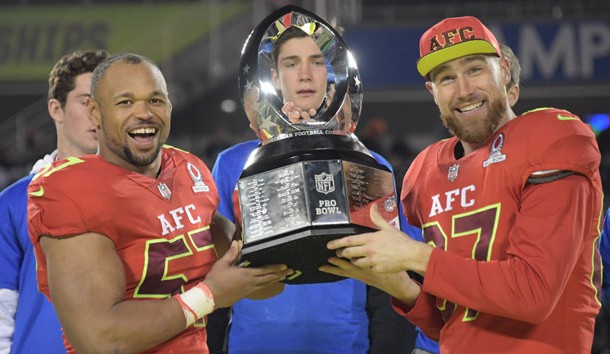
[321, 16, 603, 354]
[27, 53, 292, 354]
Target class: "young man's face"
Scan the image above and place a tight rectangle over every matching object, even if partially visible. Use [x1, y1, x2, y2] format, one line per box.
[57, 72, 99, 155]
[88, 61, 172, 170]
[272, 35, 328, 115]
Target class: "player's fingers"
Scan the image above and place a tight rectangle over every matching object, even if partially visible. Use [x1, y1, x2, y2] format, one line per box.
[220, 240, 240, 264]
[253, 263, 290, 274]
[240, 264, 291, 282]
[326, 256, 353, 268]
[281, 101, 294, 113]
[370, 203, 393, 231]
[350, 256, 371, 269]
[336, 245, 366, 260]
[318, 264, 345, 277]
[234, 240, 243, 253]
[250, 269, 291, 284]
[327, 234, 366, 250]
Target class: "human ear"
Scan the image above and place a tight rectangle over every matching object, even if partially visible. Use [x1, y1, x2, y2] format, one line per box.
[425, 81, 438, 105]
[48, 99, 64, 124]
[86, 97, 101, 130]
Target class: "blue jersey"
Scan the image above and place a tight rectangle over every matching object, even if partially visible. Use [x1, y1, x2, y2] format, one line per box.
[212, 139, 438, 354]
[601, 208, 610, 310]
[0, 174, 65, 354]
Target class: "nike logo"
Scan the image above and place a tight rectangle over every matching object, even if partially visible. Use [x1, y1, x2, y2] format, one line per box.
[29, 186, 44, 197]
[287, 270, 302, 280]
[557, 114, 579, 121]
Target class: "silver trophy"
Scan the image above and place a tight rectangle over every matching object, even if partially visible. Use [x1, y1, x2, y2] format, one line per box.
[237, 6, 399, 284]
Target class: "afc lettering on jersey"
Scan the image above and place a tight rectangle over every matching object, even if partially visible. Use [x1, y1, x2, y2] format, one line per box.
[158, 204, 202, 236]
[429, 185, 475, 217]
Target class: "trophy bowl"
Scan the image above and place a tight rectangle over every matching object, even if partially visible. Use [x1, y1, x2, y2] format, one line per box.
[237, 5, 399, 284]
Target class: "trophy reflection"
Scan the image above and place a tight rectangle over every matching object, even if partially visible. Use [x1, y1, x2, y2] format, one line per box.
[237, 6, 399, 284]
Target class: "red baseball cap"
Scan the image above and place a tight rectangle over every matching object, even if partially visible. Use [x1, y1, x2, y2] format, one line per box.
[416, 16, 501, 77]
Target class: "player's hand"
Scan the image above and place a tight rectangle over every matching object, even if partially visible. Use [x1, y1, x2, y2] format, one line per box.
[326, 204, 432, 274]
[319, 257, 420, 306]
[204, 240, 292, 308]
[319, 255, 399, 289]
[282, 102, 316, 123]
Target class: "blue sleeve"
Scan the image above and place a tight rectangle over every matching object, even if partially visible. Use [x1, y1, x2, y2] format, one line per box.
[0, 176, 31, 290]
[212, 149, 237, 223]
[370, 150, 423, 242]
[211, 141, 258, 223]
[601, 208, 610, 310]
[370, 150, 438, 354]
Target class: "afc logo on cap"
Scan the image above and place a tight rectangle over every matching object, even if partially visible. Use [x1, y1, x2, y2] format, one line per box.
[429, 26, 476, 52]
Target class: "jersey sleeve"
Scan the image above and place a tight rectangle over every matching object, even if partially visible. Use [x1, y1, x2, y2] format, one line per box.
[601, 209, 610, 309]
[370, 150, 414, 234]
[424, 174, 599, 323]
[27, 167, 91, 244]
[211, 141, 258, 225]
[0, 177, 31, 290]
[400, 145, 435, 231]
[521, 108, 600, 183]
[212, 149, 237, 223]
[391, 288, 443, 341]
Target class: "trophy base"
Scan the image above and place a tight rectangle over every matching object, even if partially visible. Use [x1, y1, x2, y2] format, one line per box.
[240, 225, 374, 284]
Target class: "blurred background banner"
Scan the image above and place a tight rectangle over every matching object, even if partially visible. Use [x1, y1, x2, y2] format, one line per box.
[2, 4, 609, 84]
[346, 20, 610, 87]
[0, 2, 247, 80]
[0, 0, 255, 175]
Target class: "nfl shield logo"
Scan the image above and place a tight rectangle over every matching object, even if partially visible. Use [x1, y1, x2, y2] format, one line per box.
[447, 164, 459, 182]
[314, 172, 335, 194]
[157, 183, 172, 200]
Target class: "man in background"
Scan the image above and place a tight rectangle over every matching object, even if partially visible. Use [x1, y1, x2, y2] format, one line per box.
[211, 24, 417, 354]
[0, 49, 108, 354]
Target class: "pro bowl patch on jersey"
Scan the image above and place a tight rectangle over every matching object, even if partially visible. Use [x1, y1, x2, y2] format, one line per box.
[483, 133, 507, 168]
[187, 162, 210, 193]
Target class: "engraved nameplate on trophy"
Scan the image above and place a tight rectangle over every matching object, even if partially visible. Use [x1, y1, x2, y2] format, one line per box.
[237, 135, 398, 284]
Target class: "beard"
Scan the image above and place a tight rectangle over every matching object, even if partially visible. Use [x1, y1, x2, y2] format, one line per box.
[101, 127, 165, 167]
[123, 143, 163, 167]
[440, 89, 508, 145]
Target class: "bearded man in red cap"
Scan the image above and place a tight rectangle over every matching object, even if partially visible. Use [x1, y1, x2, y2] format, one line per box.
[321, 16, 603, 354]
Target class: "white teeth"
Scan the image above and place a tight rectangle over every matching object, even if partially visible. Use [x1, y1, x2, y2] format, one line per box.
[459, 102, 483, 113]
[130, 127, 156, 135]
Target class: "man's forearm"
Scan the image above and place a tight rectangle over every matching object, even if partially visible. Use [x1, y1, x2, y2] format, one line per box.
[0, 288, 18, 354]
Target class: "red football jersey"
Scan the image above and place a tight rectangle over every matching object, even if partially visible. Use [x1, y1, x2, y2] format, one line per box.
[396, 108, 603, 353]
[28, 146, 219, 353]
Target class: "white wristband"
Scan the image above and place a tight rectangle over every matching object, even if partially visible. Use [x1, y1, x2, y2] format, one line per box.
[174, 282, 215, 327]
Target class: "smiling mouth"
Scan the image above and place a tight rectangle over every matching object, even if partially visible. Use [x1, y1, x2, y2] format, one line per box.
[457, 101, 483, 113]
[128, 127, 157, 138]
[128, 127, 159, 146]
